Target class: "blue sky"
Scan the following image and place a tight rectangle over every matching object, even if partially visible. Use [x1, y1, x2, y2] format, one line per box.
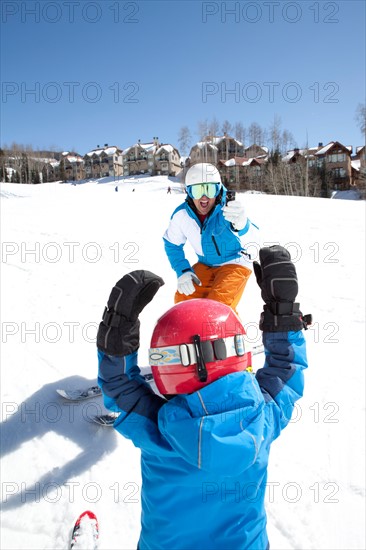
[1, 0, 365, 154]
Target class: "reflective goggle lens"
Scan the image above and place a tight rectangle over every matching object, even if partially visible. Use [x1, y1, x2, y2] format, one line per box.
[187, 183, 220, 199]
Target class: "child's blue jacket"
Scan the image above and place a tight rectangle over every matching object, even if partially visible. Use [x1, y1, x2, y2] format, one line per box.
[98, 330, 307, 550]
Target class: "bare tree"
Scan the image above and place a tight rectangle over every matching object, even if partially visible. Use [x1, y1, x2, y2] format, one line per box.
[269, 115, 282, 152]
[197, 119, 209, 141]
[221, 120, 233, 136]
[355, 103, 366, 138]
[208, 117, 220, 138]
[282, 129, 296, 153]
[248, 122, 264, 146]
[234, 122, 246, 145]
[178, 126, 192, 156]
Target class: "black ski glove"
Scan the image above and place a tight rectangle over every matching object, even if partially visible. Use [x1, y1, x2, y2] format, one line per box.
[253, 246, 309, 332]
[97, 270, 164, 356]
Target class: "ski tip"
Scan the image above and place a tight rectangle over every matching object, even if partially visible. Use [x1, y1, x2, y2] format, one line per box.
[71, 510, 99, 549]
[56, 389, 69, 399]
[76, 510, 98, 523]
[89, 413, 119, 426]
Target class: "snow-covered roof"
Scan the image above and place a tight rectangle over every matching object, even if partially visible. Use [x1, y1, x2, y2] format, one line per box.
[244, 145, 269, 154]
[242, 158, 256, 166]
[85, 146, 120, 157]
[104, 146, 118, 155]
[315, 142, 351, 156]
[64, 155, 83, 164]
[315, 142, 335, 155]
[224, 158, 236, 166]
[282, 149, 307, 162]
[62, 151, 82, 160]
[195, 142, 218, 151]
[306, 147, 319, 155]
[282, 151, 297, 162]
[156, 144, 174, 154]
[351, 159, 361, 171]
[122, 143, 156, 156]
[139, 142, 156, 151]
[210, 136, 243, 147]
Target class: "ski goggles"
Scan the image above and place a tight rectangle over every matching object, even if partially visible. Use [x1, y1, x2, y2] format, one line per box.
[186, 183, 221, 200]
[149, 334, 246, 382]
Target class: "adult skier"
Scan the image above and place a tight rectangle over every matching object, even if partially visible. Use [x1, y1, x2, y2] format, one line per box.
[97, 246, 309, 550]
[163, 162, 260, 312]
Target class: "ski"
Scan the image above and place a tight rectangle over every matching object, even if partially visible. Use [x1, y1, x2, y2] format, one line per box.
[57, 373, 154, 402]
[70, 510, 99, 550]
[89, 413, 120, 427]
[56, 386, 102, 401]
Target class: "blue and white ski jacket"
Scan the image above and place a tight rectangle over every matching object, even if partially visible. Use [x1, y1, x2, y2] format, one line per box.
[163, 192, 260, 277]
[98, 330, 307, 550]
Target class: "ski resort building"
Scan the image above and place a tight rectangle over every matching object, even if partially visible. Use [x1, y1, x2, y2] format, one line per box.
[122, 138, 181, 176]
[83, 145, 123, 179]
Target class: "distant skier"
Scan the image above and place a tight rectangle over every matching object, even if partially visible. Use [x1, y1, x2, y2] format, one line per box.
[97, 246, 310, 550]
[163, 162, 260, 312]
[167, 186, 171, 194]
[115, 185, 118, 192]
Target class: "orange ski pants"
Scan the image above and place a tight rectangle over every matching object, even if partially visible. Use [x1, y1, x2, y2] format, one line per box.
[174, 262, 252, 312]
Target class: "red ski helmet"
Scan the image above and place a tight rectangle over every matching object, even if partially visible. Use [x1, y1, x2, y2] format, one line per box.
[149, 299, 252, 395]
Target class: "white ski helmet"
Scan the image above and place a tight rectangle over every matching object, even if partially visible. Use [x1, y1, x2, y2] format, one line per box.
[185, 163, 222, 186]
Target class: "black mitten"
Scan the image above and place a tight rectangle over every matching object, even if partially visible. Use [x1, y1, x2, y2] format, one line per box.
[253, 246, 307, 332]
[97, 270, 164, 356]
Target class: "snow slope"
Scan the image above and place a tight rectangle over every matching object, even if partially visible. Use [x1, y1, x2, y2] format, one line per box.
[1, 177, 365, 550]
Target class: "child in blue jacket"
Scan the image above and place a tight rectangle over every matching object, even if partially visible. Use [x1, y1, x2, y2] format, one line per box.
[97, 246, 309, 550]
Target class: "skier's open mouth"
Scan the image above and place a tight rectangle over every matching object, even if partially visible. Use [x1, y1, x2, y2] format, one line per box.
[200, 199, 209, 209]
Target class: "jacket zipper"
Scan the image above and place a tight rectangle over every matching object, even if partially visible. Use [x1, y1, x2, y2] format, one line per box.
[211, 235, 221, 256]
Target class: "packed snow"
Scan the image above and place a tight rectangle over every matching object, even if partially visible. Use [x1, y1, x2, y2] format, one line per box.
[0, 176, 365, 550]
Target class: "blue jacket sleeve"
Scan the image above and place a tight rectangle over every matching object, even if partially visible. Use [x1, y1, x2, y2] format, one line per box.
[163, 237, 192, 277]
[255, 330, 308, 439]
[98, 350, 165, 423]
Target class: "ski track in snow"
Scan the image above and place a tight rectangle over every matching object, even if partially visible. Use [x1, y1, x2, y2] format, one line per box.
[1, 177, 365, 549]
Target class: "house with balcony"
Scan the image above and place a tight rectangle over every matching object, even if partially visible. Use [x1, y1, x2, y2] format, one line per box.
[282, 141, 354, 195]
[244, 144, 269, 160]
[122, 138, 158, 176]
[122, 137, 181, 176]
[154, 144, 181, 176]
[219, 156, 267, 191]
[210, 135, 244, 160]
[187, 135, 244, 169]
[61, 152, 85, 181]
[351, 145, 366, 193]
[187, 141, 219, 166]
[84, 145, 123, 179]
[312, 141, 353, 192]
